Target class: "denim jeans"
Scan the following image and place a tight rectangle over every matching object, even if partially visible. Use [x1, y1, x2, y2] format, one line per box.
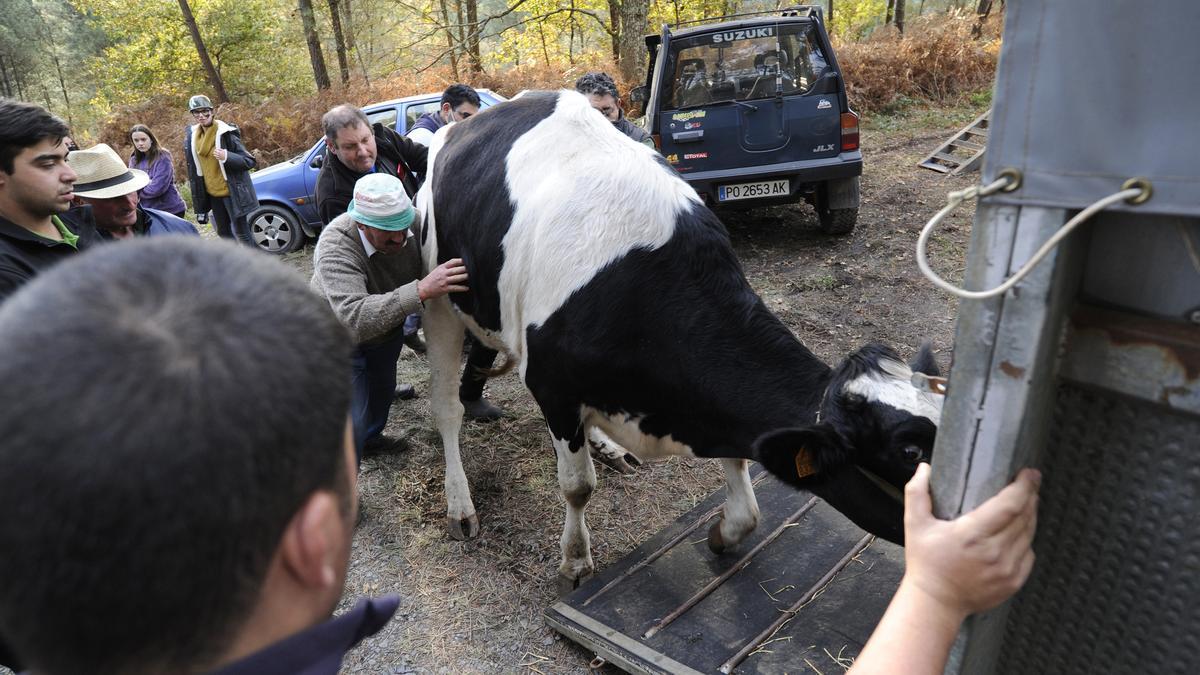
[403, 313, 421, 336]
[350, 332, 406, 464]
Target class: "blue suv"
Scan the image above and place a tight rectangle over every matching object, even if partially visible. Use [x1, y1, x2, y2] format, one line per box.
[633, 7, 861, 233]
[248, 89, 507, 253]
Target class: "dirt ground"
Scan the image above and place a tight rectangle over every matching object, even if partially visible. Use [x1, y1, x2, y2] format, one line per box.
[284, 102, 984, 674]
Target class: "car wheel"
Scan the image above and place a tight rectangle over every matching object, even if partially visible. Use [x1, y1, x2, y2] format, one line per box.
[817, 205, 858, 234]
[815, 178, 860, 235]
[249, 204, 305, 254]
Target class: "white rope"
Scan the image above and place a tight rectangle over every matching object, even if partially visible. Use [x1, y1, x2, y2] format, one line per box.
[917, 178, 1146, 300]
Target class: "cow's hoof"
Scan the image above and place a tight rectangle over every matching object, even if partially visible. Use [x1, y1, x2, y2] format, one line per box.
[556, 571, 593, 597]
[707, 520, 728, 554]
[595, 452, 638, 475]
[446, 513, 480, 540]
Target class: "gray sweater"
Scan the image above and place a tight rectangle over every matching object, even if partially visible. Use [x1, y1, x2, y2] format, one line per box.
[310, 213, 424, 345]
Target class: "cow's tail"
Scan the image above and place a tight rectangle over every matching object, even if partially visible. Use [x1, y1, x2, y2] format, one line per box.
[481, 353, 517, 379]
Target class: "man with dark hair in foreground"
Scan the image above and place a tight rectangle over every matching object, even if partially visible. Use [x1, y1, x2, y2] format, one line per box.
[0, 238, 397, 674]
[0, 98, 100, 303]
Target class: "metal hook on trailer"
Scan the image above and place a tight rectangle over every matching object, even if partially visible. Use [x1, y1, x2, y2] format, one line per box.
[916, 171, 1152, 299]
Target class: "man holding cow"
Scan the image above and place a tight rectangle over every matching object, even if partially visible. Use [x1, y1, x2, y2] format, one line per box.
[310, 172, 471, 462]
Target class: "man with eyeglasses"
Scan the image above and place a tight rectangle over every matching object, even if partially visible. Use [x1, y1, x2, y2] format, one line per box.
[405, 83, 481, 148]
[182, 94, 259, 247]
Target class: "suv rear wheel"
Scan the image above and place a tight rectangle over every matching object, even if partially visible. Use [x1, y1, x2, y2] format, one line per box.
[249, 204, 305, 254]
[814, 177, 860, 235]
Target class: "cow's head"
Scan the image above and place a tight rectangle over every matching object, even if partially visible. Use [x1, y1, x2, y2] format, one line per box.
[754, 343, 946, 544]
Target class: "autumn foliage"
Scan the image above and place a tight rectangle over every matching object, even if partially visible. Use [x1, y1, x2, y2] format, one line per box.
[96, 58, 629, 179]
[836, 11, 1002, 113]
[95, 12, 999, 180]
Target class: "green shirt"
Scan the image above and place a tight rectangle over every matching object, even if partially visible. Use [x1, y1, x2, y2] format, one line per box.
[45, 215, 79, 249]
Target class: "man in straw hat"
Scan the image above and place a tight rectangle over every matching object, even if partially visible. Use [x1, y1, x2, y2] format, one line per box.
[68, 143, 198, 240]
[311, 172, 469, 464]
[0, 98, 100, 304]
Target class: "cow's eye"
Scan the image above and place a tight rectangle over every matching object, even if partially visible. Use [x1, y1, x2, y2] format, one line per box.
[903, 445, 924, 462]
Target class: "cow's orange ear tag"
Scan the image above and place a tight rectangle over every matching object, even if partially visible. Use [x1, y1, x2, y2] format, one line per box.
[794, 447, 818, 478]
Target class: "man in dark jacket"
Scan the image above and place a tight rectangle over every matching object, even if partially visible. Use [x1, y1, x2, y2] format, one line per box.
[315, 104, 428, 225]
[68, 143, 198, 240]
[575, 71, 655, 147]
[0, 98, 101, 305]
[182, 94, 259, 247]
[405, 83, 481, 148]
[0, 238, 396, 675]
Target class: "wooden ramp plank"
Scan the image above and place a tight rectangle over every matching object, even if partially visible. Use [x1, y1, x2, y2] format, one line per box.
[545, 468, 904, 674]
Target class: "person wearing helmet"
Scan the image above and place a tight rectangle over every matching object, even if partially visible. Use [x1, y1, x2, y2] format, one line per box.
[182, 95, 259, 247]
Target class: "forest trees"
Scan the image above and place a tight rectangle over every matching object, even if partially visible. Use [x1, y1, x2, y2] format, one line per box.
[4, 0, 989, 131]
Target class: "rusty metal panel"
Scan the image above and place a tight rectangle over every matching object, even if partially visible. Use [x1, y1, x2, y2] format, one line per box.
[1061, 306, 1200, 415]
[545, 470, 904, 674]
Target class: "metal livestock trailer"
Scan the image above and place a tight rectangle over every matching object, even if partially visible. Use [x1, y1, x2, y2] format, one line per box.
[548, 1, 1199, 672]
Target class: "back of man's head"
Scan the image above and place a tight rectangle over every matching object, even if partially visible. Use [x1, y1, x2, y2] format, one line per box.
[0, 238, 354, 674]
[0, 98, 69, 174]
[441, 83, 480, 109]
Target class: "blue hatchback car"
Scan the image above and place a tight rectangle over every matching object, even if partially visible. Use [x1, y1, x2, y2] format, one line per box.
[248, 89, 506, 253]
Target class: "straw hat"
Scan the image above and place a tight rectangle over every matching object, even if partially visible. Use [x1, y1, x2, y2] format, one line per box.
[68, 143, 150, 199]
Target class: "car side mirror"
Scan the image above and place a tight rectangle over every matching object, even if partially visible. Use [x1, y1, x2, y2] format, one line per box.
[309, 154, 324, 169]
[629, 85, 648, 103]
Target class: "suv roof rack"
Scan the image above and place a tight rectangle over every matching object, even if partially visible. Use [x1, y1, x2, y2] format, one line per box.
[670, 4, 822, 28]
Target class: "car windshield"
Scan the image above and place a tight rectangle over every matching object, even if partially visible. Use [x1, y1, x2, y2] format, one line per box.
[666, 23, 830, 109]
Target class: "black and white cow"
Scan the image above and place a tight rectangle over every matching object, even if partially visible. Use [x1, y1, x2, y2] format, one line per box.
[415, 90, 945, 589]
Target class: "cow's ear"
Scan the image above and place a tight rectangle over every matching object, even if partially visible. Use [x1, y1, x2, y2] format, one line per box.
[753, 424, 849, 487]
[909, 342, 941, 377]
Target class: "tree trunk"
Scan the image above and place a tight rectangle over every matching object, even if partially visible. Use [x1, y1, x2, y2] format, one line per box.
[465, 0, 481, 74]
[0, 55, 12, 98]
[973, 0, 994, 38]
[327, 0, 351, 84]
[895, 0, 905, 33]
[438, 0, 459, 80]
[298, 0, 331, 90]
[176, 0, 229, 102]
[51, 53, 71, 126]
[568, 0, 576, 65]
[885, 0, 894, 25]
[617, 0, 649, 84]
[607, 0, 621, 63]
[342, 0, 355, 50]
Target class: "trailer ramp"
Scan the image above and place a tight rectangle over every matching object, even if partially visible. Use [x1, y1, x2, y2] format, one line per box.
[545, 468, 903, 674]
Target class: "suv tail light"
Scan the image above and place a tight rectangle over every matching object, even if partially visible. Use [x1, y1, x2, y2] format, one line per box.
[841, 112, 860, 152]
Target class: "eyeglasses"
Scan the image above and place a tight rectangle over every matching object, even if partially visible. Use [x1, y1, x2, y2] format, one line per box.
[191, 109, 214, 117]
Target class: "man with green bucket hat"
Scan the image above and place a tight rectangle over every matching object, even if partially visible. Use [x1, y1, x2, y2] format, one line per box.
[311, 173, 468, 464]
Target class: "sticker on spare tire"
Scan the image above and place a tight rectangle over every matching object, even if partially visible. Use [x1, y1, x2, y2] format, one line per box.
[711, 27, 774, 43]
